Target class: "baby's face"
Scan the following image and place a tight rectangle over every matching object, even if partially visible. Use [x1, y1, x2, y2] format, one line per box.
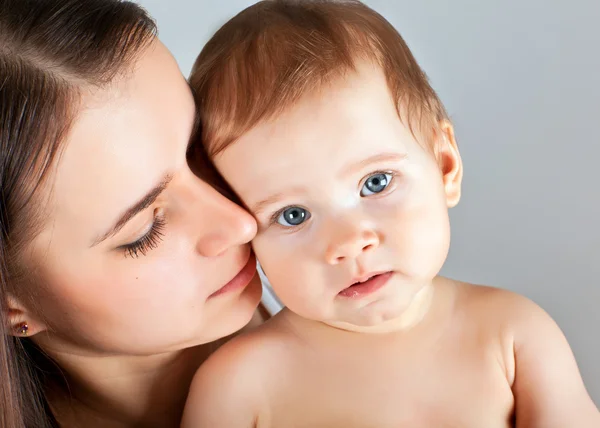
[214, 62, 460, 331]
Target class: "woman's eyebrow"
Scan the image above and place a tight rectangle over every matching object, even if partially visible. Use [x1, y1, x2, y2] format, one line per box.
[90, 174, 173, 247]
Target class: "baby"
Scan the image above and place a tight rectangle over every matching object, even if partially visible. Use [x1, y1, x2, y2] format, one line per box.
[182, 1, 600, 427]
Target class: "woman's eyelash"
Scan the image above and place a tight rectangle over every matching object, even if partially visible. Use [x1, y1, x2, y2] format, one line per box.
[120, 215, 166, 258]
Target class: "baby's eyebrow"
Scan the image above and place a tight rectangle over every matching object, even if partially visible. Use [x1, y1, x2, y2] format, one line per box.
[343, 152, 408, 178]
[251, 186, 307, 216]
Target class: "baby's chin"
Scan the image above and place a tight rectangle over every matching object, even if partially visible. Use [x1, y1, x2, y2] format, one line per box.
[314, 288, 435, 334]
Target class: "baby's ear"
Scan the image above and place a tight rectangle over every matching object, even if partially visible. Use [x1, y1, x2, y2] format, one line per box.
[434, 120, 463, 208]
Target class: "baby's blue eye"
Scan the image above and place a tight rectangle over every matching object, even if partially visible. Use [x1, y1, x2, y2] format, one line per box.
[277, 207, 311, 227]
[360, 173, 392, 196]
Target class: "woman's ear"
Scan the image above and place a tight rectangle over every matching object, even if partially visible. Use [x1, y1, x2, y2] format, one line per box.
[5, 293, 47, 337]
[434, 120, 463, 208]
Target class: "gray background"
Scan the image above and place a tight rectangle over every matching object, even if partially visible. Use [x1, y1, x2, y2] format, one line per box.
[136, 0, 600, 404]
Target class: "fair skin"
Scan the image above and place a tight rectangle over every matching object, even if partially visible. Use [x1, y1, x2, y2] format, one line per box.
[182, 61, 599, 427]
[7, 41, 263, 427]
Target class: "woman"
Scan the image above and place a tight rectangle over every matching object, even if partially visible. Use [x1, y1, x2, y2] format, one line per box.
[0, 0, 265, 426]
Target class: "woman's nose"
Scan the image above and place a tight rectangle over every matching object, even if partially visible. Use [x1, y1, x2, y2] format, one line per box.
[194, 184, 257, 258]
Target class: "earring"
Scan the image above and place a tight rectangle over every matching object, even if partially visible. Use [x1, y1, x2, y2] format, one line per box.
[16, 322, 29, 336]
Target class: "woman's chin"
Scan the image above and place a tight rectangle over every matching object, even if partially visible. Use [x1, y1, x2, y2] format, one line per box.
[235, 273, 263, 324]
[212, 273, 263, 340]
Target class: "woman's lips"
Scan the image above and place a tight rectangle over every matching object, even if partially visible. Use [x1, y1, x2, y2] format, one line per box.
[209, 252, 257, 298]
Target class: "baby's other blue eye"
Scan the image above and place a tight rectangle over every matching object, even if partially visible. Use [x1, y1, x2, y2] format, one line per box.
[276, 207, 311, 227]
[360, 172, 392, 196]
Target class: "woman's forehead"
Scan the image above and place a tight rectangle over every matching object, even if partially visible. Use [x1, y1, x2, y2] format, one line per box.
[42, 42, 195, 244]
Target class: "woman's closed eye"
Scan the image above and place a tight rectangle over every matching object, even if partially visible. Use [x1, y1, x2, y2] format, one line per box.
[119, 210, 166, 258]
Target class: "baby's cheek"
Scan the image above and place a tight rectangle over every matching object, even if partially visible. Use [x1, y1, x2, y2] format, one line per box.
[403, 207, 450, 275]
[252, 239, 287, 281]
[251, 236, 275, 266]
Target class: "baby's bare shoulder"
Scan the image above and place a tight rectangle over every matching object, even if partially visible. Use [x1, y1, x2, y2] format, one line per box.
[451, 279, 543, 325]
[444, 280, 551, 381]
[204, 310, 296, 379]
[181, 313, 297, 427]
[449, 279, 563, 355]
[448, 281, 600, 426]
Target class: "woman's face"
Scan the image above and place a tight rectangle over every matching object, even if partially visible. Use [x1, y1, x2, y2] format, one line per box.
[21, 41, 262, 356]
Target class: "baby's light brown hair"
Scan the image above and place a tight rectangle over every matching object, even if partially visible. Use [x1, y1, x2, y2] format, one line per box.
[190, 0, 448, 158]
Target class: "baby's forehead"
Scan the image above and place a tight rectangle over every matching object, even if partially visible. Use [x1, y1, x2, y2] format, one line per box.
[211, 64, 438, 206]
[201, 59, 396, 156]
[217, 101, 418, 199]
[239, 66, 389, 133]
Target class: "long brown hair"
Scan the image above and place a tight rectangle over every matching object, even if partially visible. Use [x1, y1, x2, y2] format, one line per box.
[0, 1, 156, 426]
[190, 0, 448, 157]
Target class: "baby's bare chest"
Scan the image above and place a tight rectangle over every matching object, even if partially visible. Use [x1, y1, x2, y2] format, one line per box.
[259, 337, 515, 428]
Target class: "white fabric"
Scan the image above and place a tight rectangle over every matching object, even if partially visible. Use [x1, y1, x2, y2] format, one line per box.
[258, 263, 284, 316]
